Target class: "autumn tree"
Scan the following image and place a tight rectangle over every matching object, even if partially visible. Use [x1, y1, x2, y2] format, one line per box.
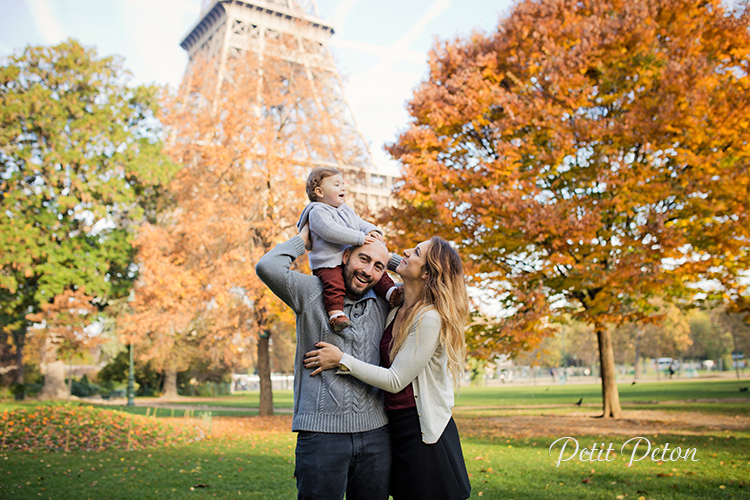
[386, 0, 750, 417]
[127, 35, 368, 414]
[117, 223, 206, 398]
[0, 40, 175, 397]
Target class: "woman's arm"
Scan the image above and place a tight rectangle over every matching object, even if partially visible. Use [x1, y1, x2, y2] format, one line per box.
[304, 310, 442, 393]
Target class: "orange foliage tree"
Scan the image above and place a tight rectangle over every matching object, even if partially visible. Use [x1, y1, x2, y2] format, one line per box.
[118, 223, 207, 398]
[26, 288, 97, 399]
[386, 0, 750, 417]
[126, 36, 368, 413]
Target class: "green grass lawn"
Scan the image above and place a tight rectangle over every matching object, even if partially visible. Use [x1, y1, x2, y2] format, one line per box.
[1, 422, 748, 499]
[454, 379, 750, 417]
[463, 433, 749, 500]
[0, 424, 298, 499]
[1, 379, 748, 499]
[455, 379, 750, 407]
[2, 378, 747, 419]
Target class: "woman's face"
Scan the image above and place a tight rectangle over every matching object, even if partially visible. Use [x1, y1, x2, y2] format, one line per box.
[396, 239, 432, 281]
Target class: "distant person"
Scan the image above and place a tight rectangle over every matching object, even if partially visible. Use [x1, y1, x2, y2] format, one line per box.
[256, 223, 399, 500]
[305, 236, 472, 500]
[297, 167, 401, 332]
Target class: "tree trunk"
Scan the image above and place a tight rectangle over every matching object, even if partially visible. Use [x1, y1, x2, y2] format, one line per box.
[162, 367, 179, 399]
[731, 333, 741, 380]
[258, 331, 274, 416]
[656, 350, 661, 381]
[633, 333, 642, 382]
[38, 336, 70, 400]
[596, 326, 623, 418]
[12, 328, 25, 386]
[67, 356, 73, 399]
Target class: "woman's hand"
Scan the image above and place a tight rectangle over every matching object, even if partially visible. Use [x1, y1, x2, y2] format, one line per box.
[304, 342, 343, 376]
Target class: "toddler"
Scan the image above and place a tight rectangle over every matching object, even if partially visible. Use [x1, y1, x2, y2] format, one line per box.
[297, 167, 401, 331]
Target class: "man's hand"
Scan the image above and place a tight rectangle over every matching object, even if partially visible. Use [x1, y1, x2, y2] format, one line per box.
[299, 223, 312, 251]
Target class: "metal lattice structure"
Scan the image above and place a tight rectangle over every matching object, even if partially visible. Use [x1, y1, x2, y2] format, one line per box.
[180, 0, 395, 212]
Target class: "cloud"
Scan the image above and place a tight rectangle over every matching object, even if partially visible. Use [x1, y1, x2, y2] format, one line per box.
[332, 0, 453, 171]
[389, 0, 453, 51]
[348, 0, 452, 110]
[25, 0, 67, 45]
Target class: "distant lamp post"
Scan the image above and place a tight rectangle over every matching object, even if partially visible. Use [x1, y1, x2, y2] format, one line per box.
[125, 290, 136, 407]
[127, 342, 135, 407]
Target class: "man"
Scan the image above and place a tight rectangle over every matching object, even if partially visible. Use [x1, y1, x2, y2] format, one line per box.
[255, 224, 399, 500]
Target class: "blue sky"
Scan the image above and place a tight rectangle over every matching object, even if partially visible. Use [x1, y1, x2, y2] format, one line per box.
[1, 0, 513, 174]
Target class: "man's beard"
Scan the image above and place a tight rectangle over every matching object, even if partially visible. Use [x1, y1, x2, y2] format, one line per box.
[343, 266, 374, 299]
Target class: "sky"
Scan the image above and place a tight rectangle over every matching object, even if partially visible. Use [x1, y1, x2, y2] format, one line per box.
[0, 0, 513, 175]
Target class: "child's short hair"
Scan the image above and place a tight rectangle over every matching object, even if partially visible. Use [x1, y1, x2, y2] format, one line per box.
[306, 167, 342, 202]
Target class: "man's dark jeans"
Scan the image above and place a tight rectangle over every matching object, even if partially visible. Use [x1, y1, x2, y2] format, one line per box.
[295, 426, 391, 500]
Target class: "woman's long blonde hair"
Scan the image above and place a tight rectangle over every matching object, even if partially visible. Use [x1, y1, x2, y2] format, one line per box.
[389, 237, 469, 388]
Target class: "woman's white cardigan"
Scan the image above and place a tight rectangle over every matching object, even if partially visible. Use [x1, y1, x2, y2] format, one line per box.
[338, 307, 455, 444]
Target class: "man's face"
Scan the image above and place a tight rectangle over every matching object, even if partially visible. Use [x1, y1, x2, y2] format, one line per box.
[342, 240, 389, 299]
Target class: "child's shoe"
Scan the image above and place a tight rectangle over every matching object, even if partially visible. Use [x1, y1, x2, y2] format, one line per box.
[389, 286, 404, 307]
[329, 315, 351, 332]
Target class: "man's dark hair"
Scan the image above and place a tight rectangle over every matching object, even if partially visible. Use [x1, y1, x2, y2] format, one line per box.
[306, 167, 342, 202]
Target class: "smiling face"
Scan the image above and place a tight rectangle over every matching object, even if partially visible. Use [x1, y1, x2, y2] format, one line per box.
[396, 239, 432, 282]
[342, 239, 389, 299]
[314, 174, 346, 208]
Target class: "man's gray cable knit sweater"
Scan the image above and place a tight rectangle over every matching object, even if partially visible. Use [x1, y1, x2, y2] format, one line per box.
[255, 235, 393, 433]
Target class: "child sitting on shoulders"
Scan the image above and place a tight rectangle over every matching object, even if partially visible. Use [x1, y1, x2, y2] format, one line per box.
[297, 167, 401, 332]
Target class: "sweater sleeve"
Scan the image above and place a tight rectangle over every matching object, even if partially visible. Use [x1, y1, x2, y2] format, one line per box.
[255, 236, 315, 314]
[388, 253, 402, 272]
[355, 213, 380, 236]
[308, 207, 366, 246]
[339, 310, 441, 393]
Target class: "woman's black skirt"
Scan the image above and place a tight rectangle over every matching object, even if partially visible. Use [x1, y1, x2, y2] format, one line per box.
[386, 406, 471, 500]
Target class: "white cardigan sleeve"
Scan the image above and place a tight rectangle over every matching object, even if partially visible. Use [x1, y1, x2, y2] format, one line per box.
[338, 309, 441, 393]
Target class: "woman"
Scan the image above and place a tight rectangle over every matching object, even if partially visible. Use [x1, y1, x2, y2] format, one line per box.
[304, 237, 471, 500]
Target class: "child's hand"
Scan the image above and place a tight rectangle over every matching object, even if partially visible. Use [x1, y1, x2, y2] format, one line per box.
[364, 234, 378, 245]
[368, 231, 384, 242]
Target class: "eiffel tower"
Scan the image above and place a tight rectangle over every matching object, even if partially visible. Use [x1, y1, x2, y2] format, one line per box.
[179, 0, 394, 213]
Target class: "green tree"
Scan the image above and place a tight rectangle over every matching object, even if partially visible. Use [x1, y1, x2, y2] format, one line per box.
[612, 300, 691, 380]
[0, 39, 175, 397]
[386, 0, 750, 417]
[711, 308, 750, 378]
[686, 310, 732, 361]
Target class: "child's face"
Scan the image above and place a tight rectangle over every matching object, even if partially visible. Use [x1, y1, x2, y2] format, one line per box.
[314, 174, 346, 207]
